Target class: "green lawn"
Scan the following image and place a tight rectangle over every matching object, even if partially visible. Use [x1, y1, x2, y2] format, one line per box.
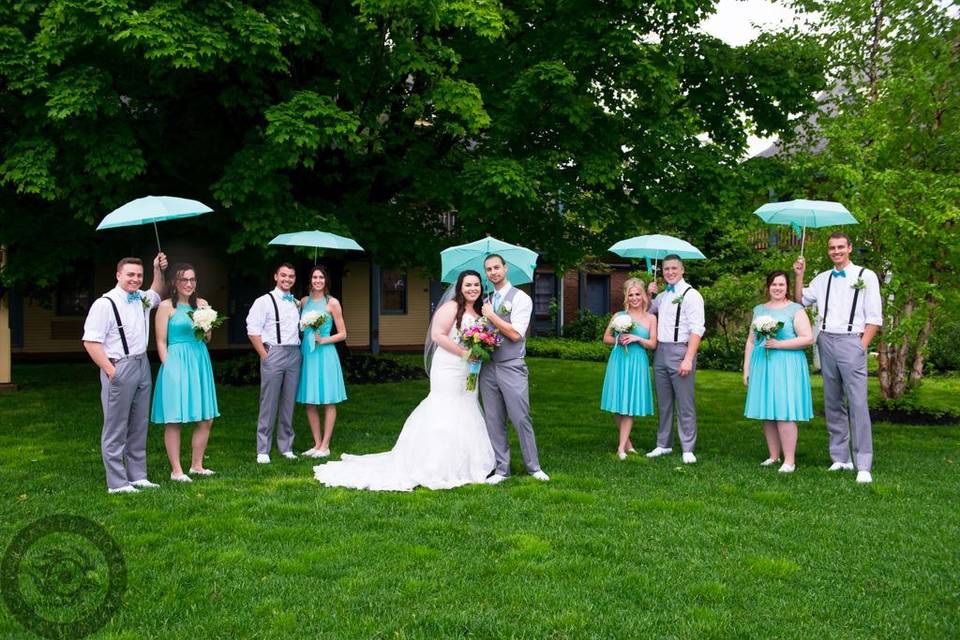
[1, 360, 958, 639]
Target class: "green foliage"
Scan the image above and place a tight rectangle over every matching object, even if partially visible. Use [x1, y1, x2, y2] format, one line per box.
[213, 352, 426, 386]
[700, 273, 760, 349]
[561, 310, 612, 342]
[0, 0, 826, 289]
[526, 337, 610, 362]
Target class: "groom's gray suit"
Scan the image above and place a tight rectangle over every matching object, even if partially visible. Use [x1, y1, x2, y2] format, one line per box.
[479, 285, 543, 476]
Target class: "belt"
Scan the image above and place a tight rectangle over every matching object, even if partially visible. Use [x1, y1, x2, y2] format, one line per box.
[108, 353, 146, 364]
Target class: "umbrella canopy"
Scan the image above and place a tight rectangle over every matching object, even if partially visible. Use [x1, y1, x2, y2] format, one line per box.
[440, 237, 539, 286]
[752, 199, 857, 256]
[268, 230, 365, 263]
[97, 195, 214, 251]
[752, 199, 856, 227]
[608, 234, 707, 261]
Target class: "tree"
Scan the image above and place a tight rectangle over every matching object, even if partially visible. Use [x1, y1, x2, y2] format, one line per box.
[788, 0, 960, 399]
[1, 1, 826, 292]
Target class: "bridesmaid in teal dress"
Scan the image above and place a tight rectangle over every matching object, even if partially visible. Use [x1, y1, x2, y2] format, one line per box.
[151, 264, 220, 482]
[743, 270, 814, 473]
[296, 265, 348, 458]
[600, 278, 658, 460]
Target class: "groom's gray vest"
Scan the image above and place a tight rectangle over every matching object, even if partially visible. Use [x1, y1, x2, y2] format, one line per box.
[491, 287, 525, 362]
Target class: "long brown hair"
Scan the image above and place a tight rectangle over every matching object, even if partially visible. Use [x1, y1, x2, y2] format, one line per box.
[308, 265, 329, 298]
[166, 263, 199, 309]
[454, 270, 483, 328]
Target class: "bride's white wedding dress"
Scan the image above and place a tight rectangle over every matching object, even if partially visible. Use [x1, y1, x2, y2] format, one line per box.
[313, 314, 495, 491]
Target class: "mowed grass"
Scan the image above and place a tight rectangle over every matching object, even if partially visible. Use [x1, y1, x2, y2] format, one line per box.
[1, 360, 958, 639]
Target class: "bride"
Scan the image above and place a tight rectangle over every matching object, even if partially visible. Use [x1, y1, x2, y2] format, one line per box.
[313, 270, 495, 491]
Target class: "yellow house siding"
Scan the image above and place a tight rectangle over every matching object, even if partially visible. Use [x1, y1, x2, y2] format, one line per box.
[379, 270, 431, 347]
[342, 261, 370, 347]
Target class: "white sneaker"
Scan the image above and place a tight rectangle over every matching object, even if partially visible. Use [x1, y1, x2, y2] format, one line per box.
[828, 461, 854, 471]
[778, 463, 796, 474]
[302, 448, 318, 458]
[856, 470, 873, 484]
[646, 447, 673, 458]
[281, 451, 298, 460]
[626, 447, 638, 454]
[315, 449, 330, 458]
[107, 484, 139, 494]
[760, 457, 780, 466]
[682, 452, 697, 464]
[170, 473, 193, 483]
[130, 479, 160, 489]
[531, 470, 550, 481]
[256, 454, 270, 464]
[617, 451, 627, 461]
[485, 474, 508, 485]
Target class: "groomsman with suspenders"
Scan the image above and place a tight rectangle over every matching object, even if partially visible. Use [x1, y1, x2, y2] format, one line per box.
[247, 263, 302, 464]
[83, 253, 167, 493]
[646, 254, 706, 463]
[794, 232, 882, 483]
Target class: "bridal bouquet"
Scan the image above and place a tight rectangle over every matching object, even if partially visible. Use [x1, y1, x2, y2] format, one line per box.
[458, 317, 503, 391]
[188, 305, 226, 341]
[610, 314, 636, 354]
[299, 310, 328, 331]
[752, 315, 783, 358]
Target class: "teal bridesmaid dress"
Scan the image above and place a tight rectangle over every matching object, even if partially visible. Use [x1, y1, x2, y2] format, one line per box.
[744, 302, 814, 421]
[151, 304, 220, 423]
[296, 296, 347, 405]
[600, 312, 655, 417]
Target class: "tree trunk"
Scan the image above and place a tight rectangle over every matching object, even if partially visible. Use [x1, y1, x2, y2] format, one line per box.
[909, 301, 936, 384]
[879, 299, 913, 399]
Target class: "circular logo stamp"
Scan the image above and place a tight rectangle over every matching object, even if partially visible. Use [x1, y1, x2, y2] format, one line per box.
[1, 515, 126, 639]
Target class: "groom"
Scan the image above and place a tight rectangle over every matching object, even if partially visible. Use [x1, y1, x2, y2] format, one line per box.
[479, 254, 549, 484]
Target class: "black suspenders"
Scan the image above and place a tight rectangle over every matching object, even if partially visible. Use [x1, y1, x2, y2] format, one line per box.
[847, 267, 866, 332]
[102, 296, 130, 357]
[674, 288, 692, 342]
[821, 267, 866, 333]
[269, 294, 283, 344]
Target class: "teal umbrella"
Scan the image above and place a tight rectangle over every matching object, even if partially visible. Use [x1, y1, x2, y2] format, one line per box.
[268, 230, 365, 263]
[97, 195, 214, 251]
[609, 234, 706, 277]
[440, 237, 538, 286]
[752, 199, 857, 257]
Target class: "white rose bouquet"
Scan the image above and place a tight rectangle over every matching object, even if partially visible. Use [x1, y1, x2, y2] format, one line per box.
[752, 315, 783, 358]
[187, 305, 226, 341]
[299, 310, 328, 332]
[610, 314, 636, 354]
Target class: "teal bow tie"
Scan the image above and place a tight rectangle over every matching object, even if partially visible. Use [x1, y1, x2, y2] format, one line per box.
[126, 291, 141, 303]
[281, 293, 295, 302]
[832, 270, 846, 278]
[666, 284, 676, 293]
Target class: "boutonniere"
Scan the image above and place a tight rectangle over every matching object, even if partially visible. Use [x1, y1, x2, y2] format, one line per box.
[671, 296, 683, 305]
[141, 296, 152, 310]
[497, 301, 512, 315]
[851, 278, 865, 291]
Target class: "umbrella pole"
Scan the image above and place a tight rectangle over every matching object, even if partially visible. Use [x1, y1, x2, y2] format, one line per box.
[152, 221, 162, 255]
[800, 219, 807, 258]
[314, 247, 318, 265]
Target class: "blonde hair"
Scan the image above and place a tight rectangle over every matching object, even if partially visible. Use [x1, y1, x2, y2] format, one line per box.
[622, 278, 649, 313]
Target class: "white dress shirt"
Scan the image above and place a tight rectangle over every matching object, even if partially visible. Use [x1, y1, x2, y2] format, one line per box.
[802, 262, 883, 334]
[491, 282, 533, 337]
[651, 279, 706, 343]
[82, 286, 161, 359]
[246, 288, 302, 346]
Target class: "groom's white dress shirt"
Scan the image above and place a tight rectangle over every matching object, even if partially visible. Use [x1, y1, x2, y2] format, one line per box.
[802, 262, 882, 334]
[491, 282, 532, 336]
[82, 286, 161, 359]
[653, 279, 705, 344]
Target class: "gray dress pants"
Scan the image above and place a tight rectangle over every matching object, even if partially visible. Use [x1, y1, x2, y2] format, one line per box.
[256, 345, 302, 454]
[653, 343, 698, 452]
[818, 332, 873, 471]
[479, 359, 541, 476]
[100, 353, 152, 489]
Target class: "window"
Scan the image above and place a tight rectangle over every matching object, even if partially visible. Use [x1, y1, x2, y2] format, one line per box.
[56, 270, 94, 316]
[533, 273, 556, 318]
[381, 270, 407, 314]
[586, 274, 609, 315]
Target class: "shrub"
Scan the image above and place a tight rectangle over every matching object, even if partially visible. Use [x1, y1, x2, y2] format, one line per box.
[696, 337, 746, 372]
[213, 352, 426, 386]
[926, 315, 960, 373]
[527, 337, 611, 362]
[562, 310, 612, 341]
